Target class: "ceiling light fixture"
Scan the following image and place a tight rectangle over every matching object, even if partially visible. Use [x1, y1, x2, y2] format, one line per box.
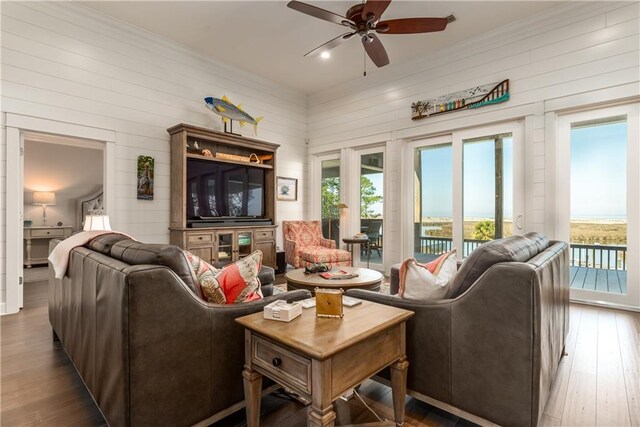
[320, 51, 331, 59]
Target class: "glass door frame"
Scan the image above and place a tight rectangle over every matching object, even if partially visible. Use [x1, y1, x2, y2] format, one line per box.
[404, 121, 525, 262]
[556, 103, 639, 309]
[349, 145, 387, 270]
[312, 151, 344, 245]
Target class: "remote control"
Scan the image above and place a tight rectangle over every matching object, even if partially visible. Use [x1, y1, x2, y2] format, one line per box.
[301, 298, 316, 309]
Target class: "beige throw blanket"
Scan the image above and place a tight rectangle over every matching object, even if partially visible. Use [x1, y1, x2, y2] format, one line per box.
[48, 231, 133, 279]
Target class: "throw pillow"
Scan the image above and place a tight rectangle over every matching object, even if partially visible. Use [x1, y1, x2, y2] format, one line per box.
[183, 251, 226, 304]
[217, 250, 264, 304]
[398, 250, 457, 301]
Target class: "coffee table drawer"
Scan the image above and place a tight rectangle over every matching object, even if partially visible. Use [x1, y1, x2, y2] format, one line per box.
[252, 336, 311, 395]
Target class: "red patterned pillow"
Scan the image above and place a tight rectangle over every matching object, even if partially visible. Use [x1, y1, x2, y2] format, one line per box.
[183, 251, 226, 304]
[217, 250, 264, 304]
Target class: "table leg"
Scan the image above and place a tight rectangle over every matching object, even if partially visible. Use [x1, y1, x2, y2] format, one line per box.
[26, 237, 32, 268]
[309, 359, 336, 427]
[390, 356, 409, 427]
[243, 366, 263, 427]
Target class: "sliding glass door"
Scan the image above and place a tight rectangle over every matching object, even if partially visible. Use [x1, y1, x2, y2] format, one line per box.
[558, 104, 639, 308]
[406, 123, 524, 261]
[359, 150, 384, 267]
[319, 155, 341, 247]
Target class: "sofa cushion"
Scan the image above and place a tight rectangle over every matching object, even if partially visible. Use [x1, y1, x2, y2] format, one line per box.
[86, 233, 132, 255]
[300, 246, 351, 264]
[184, 251, 227, 304]
[217, 251, 263, 304]
[398, 250, 457, 301]
[110, 240, 200, 297]
[524, 232, 550, 253]
[446, 234, 545, 298]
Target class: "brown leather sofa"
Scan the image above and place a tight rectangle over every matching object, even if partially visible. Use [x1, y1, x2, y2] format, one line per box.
[347, 233, 570, 427]
[48, 234, 310, 427]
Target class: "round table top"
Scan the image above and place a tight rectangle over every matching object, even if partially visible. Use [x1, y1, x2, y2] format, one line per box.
[285, 267, 384, 290]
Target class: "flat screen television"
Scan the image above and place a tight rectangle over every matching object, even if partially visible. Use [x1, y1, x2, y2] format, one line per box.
[186, 158, 265, 220]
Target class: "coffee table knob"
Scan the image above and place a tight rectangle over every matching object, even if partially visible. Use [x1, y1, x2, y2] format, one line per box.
[272, 357, 282, 367]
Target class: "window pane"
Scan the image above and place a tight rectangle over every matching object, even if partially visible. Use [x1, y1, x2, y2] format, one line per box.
[321, 159, 340, 246]
[360, 153, 384, 265]
[463, 133, 513, 256]
[570, 117, 627, 294]
[414, 144, 453, 261]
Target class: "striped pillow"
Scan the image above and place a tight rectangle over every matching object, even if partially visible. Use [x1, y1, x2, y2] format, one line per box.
[398, 250, 457, 301]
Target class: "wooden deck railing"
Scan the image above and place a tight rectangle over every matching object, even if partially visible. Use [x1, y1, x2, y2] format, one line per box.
[419, 237, 628, 270]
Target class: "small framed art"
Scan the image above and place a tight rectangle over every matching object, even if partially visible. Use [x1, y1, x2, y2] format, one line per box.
[277, 176, 298, 201]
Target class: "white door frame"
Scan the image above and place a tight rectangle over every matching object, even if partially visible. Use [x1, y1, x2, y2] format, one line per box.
[556, 103, 640, 309]
[403, 121, 525, 261]
[3, 114, 116, 315]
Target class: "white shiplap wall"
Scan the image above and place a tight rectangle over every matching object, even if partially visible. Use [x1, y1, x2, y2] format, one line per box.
[307, 1, 640, 270]
[0, 1, 308, 312]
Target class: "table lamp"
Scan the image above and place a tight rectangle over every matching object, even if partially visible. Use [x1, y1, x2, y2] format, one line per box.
[83, 214, 111, 231]
[32, 191, 56, 226]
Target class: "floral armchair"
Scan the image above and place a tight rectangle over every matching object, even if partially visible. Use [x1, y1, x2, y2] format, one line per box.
[282, 220, 351, 268]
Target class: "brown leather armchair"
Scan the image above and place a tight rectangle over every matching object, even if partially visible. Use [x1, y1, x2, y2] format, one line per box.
[347, 233, 570, 427]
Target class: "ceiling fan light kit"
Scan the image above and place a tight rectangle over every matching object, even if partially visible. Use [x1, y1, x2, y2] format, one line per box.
[287, 0, 452, 70]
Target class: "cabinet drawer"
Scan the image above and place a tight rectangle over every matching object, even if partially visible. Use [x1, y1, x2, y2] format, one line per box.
[187, 233, 213, 245]
[31, 229, 64, 238]
[252, 336, 311, 395]
[254, 230, 274, 242]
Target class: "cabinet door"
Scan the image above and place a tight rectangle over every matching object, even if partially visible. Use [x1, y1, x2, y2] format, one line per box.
[187, 246, 214, 264]
[255, 241, 275, 268]
[236, 231, 253, 260]
[215, 232, 234, 264]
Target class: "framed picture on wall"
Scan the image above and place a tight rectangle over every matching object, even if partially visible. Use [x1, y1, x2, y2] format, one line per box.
[137, 155, 154, 200]
[277, 176, 298, 201]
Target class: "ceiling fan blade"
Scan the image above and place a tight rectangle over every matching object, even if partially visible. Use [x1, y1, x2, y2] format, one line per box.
[288, 1, 355, 27]
[376, 17, 448, 34]
[361, 34, 389, 68]
[304, 32, 356, 57]
[362, 0, 392, 21]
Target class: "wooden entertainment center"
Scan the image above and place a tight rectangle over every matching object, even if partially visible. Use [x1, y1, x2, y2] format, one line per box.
[168, 123, 279, 268]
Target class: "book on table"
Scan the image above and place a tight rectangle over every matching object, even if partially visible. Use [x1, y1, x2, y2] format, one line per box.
[319, 270, 359, 280]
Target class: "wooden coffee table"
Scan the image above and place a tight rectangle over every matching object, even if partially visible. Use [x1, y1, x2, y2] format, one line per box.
[237, 300, 413, 427]
[285, 267, 383, 294]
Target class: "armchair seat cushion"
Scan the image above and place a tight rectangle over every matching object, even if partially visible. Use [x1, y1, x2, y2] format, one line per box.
[300, 246, 351, 265]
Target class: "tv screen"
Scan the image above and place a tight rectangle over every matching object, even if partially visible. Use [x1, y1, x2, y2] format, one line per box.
[187, 158, 265, 218]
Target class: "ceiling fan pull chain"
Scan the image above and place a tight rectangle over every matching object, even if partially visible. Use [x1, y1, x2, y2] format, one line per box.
[363, 50, 367, 77]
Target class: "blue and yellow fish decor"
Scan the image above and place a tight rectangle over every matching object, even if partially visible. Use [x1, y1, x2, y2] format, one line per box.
[204, 96, 263, 135]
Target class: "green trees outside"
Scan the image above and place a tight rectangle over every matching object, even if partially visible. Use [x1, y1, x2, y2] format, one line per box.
[320, 175, 383, 219]
[473, 220, 495, 240]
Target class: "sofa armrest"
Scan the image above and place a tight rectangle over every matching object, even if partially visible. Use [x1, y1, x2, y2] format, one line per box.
[320, 238, 336, 249]
[125, 265, 309, 425]
[448, 262, 541, 426]
[345, 289, 453, 403]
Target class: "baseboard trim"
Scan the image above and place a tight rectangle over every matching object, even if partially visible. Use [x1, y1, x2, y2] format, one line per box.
[570, 298, 640, 313]
[372, 375, 499, 427]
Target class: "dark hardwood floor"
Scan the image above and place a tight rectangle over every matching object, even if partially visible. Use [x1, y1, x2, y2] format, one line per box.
[2, 280, 638, 426]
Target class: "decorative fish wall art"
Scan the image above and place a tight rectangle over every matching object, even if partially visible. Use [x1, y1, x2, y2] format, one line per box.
[411, 79, 509, 120]
[204, 96, 263, 135]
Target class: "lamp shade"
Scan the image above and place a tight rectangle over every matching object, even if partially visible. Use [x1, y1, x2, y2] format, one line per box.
[84, 215, 111, 231]
[33, 191, 56, 206]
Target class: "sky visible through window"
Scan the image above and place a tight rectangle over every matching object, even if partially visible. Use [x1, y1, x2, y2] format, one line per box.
[418, 121, 626, 221]
[570, 121, 626, 220]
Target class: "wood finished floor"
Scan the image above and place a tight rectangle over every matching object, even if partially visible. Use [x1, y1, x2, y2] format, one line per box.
[1, 280, 638, 426]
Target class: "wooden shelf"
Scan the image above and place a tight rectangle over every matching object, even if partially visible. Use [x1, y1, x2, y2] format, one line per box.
[186, 153, 274, 169]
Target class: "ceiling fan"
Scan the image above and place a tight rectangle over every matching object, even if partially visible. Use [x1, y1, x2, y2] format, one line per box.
[287, 0, 454, 68]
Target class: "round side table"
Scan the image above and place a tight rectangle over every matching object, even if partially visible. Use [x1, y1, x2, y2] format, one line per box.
[342, 237, 370, 268]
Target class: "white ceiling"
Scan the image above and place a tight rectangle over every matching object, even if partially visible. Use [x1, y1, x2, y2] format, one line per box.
[81, 1, 563, 94]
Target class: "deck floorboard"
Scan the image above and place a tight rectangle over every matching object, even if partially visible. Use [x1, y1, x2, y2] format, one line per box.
[569, 267, 626, 294]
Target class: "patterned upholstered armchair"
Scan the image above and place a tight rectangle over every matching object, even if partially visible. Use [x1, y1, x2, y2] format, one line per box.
[282, 220, 351, 268]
